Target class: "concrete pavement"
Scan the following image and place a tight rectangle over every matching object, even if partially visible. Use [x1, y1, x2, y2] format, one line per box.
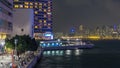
[0, 54, 12, 68]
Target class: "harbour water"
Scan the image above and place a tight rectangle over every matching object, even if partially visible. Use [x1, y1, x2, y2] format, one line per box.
[35, 40, 120, 68]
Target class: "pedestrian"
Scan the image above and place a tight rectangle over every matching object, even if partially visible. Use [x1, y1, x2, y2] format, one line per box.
[9, 63, 12, 68]
[0, 62, 4, 68]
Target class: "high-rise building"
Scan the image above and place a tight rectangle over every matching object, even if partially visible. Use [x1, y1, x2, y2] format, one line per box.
[13, 9, 34, 37]
[79, 25, 83, 31]
[0, 0, 13, 45]
[13, 0, 53, 40]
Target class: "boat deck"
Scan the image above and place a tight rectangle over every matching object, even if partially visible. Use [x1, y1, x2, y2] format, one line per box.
[43, 44, 94, 51]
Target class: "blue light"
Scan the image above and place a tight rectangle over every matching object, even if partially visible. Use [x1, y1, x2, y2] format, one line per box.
[44, 34, 51, 36]
[70, 27, 75, 33]
[52, 43, 54, 46]
[43, 43, 46, 47]
[48, 43, 50, 46]
[114, 25, 117, 30]
[43, 51, 47, 55]
[56, 43, 59, 45]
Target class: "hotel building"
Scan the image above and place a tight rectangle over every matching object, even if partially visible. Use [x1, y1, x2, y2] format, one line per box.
[0, 0, 13, 45]
[13, 9, 34, 37]
[13, 0, 53, 40]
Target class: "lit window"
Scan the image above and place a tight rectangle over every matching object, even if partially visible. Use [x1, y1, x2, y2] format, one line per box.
[24, 2, 29, 5]
[44, 9, 47, 12]
[35, 2, 38, 5]
[44, 20, 46, 23]
[24, 5, 29, 8]
[48, 4, 51, 6]
[30, 2, 33, 5]
[48, 10, 51, 12]
[19, 5, 23, 8]
[30, 6, 33, 8]
[39, 6, 42, 8]
[44, 3, 47, 6]
[34, 6, 38, 8]
[48, 23, 51, 26]
[39, 3, 42, 5]
[44, 15, 47, 17]
[14, 0, 19, 2]
[34, 11, 38, 14]
[14, 5, 19, 8]
[48, 1, 51, 4]
[48, 7, 51, 9]
[35, 26, 38, 28]
[39, 20, 42, 23]
[47, 12, 51, 15]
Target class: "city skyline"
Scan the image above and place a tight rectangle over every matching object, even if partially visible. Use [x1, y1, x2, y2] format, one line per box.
[13, 0, 120, 33]
[53, 0, 120, 33]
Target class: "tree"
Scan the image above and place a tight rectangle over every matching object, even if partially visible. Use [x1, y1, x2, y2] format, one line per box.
[5, 35, 39, 54]
[5, 41, 14, 49]
[5, 40, 14, 53]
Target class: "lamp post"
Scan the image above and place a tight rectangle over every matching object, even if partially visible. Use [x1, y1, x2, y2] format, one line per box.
[67, 39, 70, 46]
[57, 39, 61, 46]
[11, 39, 18, 68]
[1, 40, 5, 53]
[14, 39, 18, 60]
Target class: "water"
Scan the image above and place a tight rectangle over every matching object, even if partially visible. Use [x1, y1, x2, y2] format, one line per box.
[35, 40, 120, 68]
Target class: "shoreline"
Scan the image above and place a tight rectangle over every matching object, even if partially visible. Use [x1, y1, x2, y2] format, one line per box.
[26, 49, 43, 68]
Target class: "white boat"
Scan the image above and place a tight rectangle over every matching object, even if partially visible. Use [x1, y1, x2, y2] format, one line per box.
[40, 39, 94, 50]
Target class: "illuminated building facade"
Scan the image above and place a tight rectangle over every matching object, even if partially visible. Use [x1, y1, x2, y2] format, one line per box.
[13, 9, 34, 37]
[13, 0, 53, 40]
[0, 0, 13, 41]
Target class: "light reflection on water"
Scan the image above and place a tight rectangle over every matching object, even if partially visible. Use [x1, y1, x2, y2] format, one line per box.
[36, 40, 120, 68]
[37, 49, 83, 68]
[43, 49, 83, 56]
[75, 49, 83, 56]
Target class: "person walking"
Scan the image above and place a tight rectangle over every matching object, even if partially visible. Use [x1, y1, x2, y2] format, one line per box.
[0, 62, 4, 68]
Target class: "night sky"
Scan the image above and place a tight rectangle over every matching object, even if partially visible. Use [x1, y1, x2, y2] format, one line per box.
[52, 0, 120, 33]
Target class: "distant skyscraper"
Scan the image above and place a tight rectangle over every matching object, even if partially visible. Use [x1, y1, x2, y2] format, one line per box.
[118, 24, 120, 33]
[113, 24, 117, 31]
[69, 27, 76, 36]
[13, 0, 53, 40]
[79, 24, 84, 35]
[79, 25, 83, 31]
[0, 0, 13, 39]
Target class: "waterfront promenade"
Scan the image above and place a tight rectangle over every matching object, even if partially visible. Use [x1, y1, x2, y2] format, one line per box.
[0, 54, 12, 68]
[26, 48, 43, 68]
[0, 48, 42, 68]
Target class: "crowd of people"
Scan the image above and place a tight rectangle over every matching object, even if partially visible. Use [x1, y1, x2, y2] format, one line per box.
[0, 46, 42, 68]
[18, 52, 35, 68]
[0, 52, 35, 68]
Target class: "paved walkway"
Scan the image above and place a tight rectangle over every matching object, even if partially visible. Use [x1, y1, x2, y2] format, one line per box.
[0, 54, 12, 68]
[0, 49, 42, 68]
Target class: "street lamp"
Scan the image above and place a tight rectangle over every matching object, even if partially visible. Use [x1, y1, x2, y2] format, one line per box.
[14, 39, 18, 60]
[1, 40, 5, 53]
[57, 39, 61, 46]
[67, 39, 70, 46]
